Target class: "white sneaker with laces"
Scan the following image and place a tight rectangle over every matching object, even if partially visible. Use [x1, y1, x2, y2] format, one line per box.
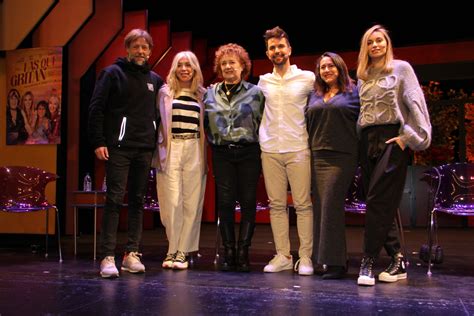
[263, 254, 293, 273]
[172, 251, 189, 270]
[294, 257, 314, 276]
[121, 252, 145, 273]
[100, 256, 119, 278]
[162, 252, 176, 269]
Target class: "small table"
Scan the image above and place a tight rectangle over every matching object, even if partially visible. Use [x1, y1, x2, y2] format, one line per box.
[71, 190, 106, 260]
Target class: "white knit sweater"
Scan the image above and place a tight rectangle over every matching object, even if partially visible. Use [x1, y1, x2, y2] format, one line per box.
[357, 59, 432, 151]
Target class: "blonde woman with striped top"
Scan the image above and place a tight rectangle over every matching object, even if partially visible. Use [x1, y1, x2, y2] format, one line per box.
[152, 51, 207, 270]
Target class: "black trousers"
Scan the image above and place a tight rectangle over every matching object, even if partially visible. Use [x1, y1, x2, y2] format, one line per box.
[311, 150, 358, 266]
[100, 147, 153, 257]
[212, 144, 261, 225]
[360, 125, 409, 258]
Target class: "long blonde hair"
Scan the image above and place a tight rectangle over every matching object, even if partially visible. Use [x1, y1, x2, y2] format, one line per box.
[357, 25, 394, 80]
[166, 51, 205, 98]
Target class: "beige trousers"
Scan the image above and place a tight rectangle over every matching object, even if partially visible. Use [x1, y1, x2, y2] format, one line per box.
[157, 138, 206, 254]
[261, 149, 313, 258]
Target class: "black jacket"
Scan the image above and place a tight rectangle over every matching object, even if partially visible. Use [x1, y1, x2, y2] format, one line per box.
[88, 57, 163, 149]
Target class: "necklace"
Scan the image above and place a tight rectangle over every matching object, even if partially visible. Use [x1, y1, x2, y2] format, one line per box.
[328, 87, 339, 97]
[324, 88, 339, 102]
[223, 82, 238, 96]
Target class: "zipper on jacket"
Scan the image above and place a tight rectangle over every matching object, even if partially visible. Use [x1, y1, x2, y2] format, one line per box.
[153, 121, 156, 130]
[118, 117, 127, 141]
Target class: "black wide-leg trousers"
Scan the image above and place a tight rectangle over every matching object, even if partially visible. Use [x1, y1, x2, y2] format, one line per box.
[359, 124, 409, 258]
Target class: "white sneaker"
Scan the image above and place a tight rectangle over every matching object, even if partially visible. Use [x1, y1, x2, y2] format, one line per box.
[162, 252, 176, 269]
[294, 257, 314, 275]
[263, 254, 293, 273]
[100, 256, 119, 278]
[121, 252, 145, 273]
[172, 251, 189, 270]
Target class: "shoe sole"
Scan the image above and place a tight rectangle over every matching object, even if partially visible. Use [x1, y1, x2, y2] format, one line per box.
[322, 273, 345, 280]
[121, 267, 145, 273]
[100, 272, 119, 278]
[298, 270, 314, 276]
[172, 261, 189, 270]
[357, 275, 375, 286]
[263, 265, 293, 273]
[378, 272, 407, 283]
[298, 267, 314, 275]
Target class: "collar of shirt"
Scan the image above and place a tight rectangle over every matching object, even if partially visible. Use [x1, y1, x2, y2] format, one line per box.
[271, 64, 298, 79]
[258, 65, 315, 153]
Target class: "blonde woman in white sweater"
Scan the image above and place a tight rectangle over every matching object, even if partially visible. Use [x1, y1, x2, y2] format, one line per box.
[356, 25, 431, 286]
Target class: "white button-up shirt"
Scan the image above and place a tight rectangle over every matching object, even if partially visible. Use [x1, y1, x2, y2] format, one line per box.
[258, 65, 315, 153]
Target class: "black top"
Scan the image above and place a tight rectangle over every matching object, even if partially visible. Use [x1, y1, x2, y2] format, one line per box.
[305, 88, 360, 155]
[88, 57, 164, 149]
[6, 107, 28, 144]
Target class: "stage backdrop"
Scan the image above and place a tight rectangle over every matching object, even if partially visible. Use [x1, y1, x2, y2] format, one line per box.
[6, 47, 62, 145]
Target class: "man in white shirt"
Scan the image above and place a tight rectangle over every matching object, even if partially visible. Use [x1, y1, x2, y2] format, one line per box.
[258, 26, 315, 275]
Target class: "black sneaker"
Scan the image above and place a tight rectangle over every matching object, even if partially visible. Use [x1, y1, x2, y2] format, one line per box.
[357, 256, 376, 286]
[378, 253, 407, 283]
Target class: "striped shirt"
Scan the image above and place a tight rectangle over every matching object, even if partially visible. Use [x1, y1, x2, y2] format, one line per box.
[172, 95, 200, 135]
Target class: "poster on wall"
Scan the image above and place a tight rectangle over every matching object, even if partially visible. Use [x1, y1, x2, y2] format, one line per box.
[5, 47, 62, 145]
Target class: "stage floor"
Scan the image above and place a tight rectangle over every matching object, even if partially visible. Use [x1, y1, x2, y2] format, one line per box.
[1, 224, 473, 315]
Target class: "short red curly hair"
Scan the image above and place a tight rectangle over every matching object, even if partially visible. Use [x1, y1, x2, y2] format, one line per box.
[213, 43, 252, 80]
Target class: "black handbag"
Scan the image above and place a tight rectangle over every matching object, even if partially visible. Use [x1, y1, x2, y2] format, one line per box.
[419, 244, 444, 264]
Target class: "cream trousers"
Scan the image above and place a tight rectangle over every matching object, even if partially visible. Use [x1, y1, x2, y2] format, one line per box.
[157, 138, 206, 254]
[261, 149, 313, 258]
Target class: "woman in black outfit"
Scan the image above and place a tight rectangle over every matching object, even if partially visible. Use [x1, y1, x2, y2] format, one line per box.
[306, 52, 360, 279]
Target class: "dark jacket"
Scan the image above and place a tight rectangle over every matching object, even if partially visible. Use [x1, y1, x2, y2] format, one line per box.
[6, 107, 28, 145]
[88, 57, 163, 149]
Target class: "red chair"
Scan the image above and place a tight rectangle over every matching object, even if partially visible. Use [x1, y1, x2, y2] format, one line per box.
[0, 166, 62, 262]
[421, 162, 474, 275]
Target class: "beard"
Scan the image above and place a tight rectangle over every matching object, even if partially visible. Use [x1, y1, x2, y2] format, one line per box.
[129, 54, 148, 65]
[271, 54, 289, 66]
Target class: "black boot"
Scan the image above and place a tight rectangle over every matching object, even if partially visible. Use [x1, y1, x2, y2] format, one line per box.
[236, 221, 255, 272]
[322, 265, 346, 279]
[220, 222, 236, 271]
